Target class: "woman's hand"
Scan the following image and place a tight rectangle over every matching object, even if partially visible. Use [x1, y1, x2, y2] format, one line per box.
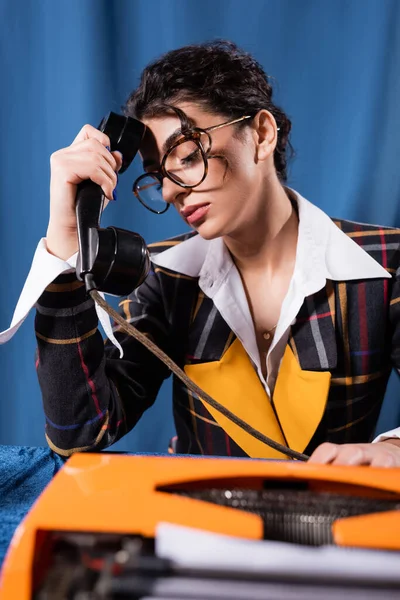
[46, 124, 123, 260]
[308, 440, 400, 467]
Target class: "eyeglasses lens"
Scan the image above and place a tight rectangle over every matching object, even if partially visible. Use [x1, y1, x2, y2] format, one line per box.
[134, 174, 167, 214]
[164, 140, 206, 186]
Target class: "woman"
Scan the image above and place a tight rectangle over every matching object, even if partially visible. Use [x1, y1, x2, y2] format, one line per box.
[30, 41, 400, 464]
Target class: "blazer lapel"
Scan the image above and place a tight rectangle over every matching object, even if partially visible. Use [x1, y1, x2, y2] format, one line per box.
[289, 280, 337, 372]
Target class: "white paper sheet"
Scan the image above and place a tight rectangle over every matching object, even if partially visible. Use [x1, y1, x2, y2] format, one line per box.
[156, 522, 400, 584]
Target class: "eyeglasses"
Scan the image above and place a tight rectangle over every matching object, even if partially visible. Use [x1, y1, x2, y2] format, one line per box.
[132, 114, 253, 214]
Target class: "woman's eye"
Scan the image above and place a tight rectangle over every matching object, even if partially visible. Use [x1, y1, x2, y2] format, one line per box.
[182, 149, 201, 165]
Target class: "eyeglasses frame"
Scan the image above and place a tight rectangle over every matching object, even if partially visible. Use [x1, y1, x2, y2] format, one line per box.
[132, 114, 253, 214]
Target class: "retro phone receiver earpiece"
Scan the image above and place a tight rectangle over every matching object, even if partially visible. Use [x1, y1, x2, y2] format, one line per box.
[75, 112, 150, 296]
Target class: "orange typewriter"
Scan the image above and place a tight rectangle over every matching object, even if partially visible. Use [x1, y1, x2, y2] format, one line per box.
[1, 454, 400, 599]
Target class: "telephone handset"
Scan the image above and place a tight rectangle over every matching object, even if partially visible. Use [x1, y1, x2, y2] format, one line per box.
[75, 112, 150, 296]
[74, 112, 308, 462]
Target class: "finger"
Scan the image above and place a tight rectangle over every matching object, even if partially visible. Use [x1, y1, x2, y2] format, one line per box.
[370, 449, 397, 468]
[67, 155, 117, 200]
[112, 150, 123, 173]
[308, 442, 339, 464]
[90, 163, 117, 201]
[70, 138, 119, 172]
[330, 445, 367, 466]
[72, 123, 111, 149]
[331, 444, 400, 467]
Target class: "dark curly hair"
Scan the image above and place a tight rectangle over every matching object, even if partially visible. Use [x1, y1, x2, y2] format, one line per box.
[124, 40, 293, 182]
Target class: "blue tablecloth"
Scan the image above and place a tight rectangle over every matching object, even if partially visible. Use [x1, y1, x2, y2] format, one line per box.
[0, 445, 65, 567]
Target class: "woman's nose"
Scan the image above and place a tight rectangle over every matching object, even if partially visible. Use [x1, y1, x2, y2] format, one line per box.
[162, 177, 190, 206]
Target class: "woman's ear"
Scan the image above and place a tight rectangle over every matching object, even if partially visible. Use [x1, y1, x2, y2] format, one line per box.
[252, 109, 278, 162]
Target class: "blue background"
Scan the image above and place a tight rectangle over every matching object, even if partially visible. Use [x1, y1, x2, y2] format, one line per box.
[0, 0, 399, 452]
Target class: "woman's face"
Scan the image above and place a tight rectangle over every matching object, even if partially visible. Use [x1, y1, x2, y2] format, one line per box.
[140, 102, 277, 240]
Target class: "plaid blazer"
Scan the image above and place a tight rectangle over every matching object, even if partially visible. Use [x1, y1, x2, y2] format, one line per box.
[35, 218, 400, 457]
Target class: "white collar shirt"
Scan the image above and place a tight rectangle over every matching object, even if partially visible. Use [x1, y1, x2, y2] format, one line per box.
[152, 189, 390, 397]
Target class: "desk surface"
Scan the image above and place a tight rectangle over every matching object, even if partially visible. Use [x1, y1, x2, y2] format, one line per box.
[0, 445, 64, 567]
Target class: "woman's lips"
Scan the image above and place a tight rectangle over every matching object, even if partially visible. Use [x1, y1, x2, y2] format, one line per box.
[183, 203, 211, 225]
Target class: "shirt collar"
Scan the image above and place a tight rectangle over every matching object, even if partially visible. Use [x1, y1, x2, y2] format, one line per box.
[152, 189, 391, 289]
